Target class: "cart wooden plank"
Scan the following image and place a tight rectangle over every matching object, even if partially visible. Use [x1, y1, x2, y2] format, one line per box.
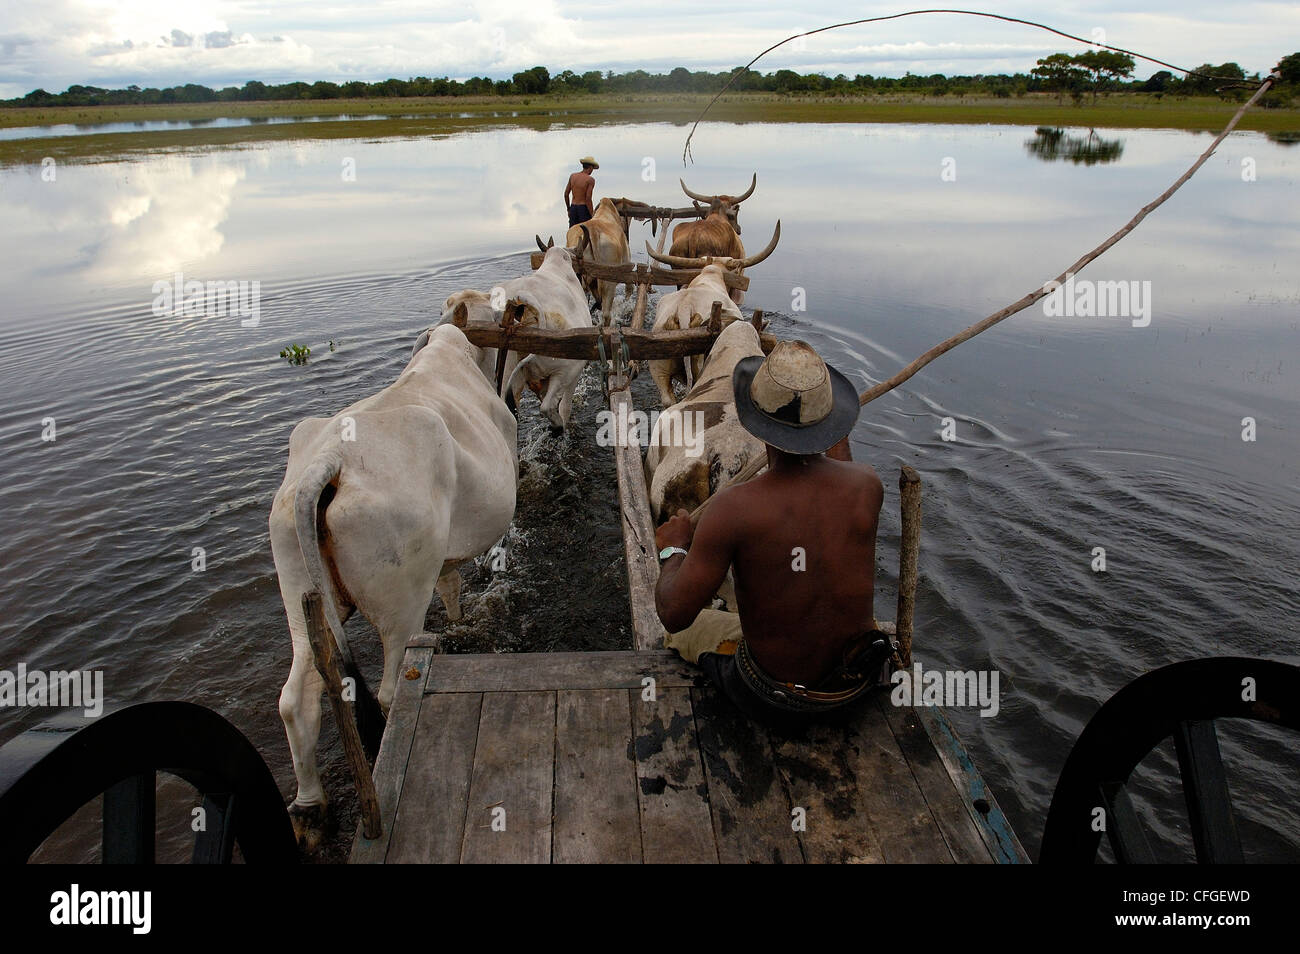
[353, 648, 1018, 865]
[553, 688, 642, 864]
[459, 690, 555, 864]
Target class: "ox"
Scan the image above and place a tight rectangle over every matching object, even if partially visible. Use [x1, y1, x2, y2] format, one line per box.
[270, 322, 517, 845]
[644, 320, 766, 523]
[670, 174, 758, 305]
[498, 244, 591, 430]
[645, 223, 781, 407]
[556, 197, 631, 325]
[432, 288, 498, 382]
[647, 265, 741, 408]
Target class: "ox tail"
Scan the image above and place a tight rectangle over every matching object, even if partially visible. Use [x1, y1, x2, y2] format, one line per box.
[502, 354, 541, 401]
[292, 452, 385, 754]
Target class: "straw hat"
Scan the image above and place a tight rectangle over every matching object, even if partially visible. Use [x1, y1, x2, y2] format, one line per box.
[579, 156, 600, 169]
[732, 340, 859, 454]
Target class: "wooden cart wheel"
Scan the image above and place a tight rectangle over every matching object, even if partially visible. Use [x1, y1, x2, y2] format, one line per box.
[1040, 657, 1299, 863]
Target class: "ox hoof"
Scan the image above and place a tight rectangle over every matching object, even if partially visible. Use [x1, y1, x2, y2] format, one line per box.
[446, 606, 463, 623]
[288, 800, 330, 852]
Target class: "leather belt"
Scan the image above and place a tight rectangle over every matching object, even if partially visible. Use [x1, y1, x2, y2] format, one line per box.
[735, 638, 876, 712]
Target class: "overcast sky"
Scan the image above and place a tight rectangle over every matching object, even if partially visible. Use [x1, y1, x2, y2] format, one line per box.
[2, 1, 1295, 99]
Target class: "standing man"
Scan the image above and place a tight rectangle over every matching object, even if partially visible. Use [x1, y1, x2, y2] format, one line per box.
[565, 156, 598, 226]
[653, 341, 891, 724]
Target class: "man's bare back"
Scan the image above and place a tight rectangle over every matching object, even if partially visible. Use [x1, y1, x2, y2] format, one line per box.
[656, 445, 884, 686]
[565, 170, 595, 211]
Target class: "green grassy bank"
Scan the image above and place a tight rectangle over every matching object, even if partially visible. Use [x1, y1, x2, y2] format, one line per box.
[2, 92, 1296, 167]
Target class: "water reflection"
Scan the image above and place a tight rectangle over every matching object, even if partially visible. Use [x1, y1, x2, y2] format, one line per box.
[1025, 127, 1124, 164]
[1, 122, 1297, 861]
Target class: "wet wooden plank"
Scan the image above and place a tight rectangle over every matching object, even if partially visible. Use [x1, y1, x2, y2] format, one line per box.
[553, 689, 642, 863]
[632, 686, 717, 863]
[913, 703, 1031, 863]
[876, 697, 993, 863]
[350, 645, 433, 863]
[691, 685, 804, 863]
[611, 386, 665, 653]
[383, 691, 482, 863]
[768, 716, 887, 864]
[460, 691, 556, 864]
[845, 698, 953, 863]
[424, 650, 697, 693]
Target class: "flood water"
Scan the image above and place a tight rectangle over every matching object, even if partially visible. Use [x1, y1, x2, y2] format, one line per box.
[1, 119, 1297, 862]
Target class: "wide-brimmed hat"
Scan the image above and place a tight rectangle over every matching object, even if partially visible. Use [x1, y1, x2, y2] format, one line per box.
[732, 340, 860, 454]
[579, 156, 599, 169]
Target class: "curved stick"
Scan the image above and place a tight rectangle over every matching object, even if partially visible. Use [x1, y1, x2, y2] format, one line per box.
[682, 9, 1265, 164]
[687, 73, 1279, 522]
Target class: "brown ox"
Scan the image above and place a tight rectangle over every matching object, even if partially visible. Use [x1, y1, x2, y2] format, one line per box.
[561, 197, 631, 325]
[669, 174, 757, 305]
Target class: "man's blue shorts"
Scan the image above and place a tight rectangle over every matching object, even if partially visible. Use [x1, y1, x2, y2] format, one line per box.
[568, 203, 592, 226]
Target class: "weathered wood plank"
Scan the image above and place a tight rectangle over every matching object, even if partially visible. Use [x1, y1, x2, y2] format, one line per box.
[912, 703, 1031, 863]
[553, 689, 642, 863]
[423, 650, 698, 693]
[460, 691, 556, 864]
[691, 685, 804, 863]
[632, 686, 717, 863]
[768, 717, 887, 864]
[350, 645, 434, 863]
[611, 387, 665, 654]
[454, 322, 777, 361]
[843, 697, 953, 863]
[876, 696, 994, 863]
[383, 691, 482, 863]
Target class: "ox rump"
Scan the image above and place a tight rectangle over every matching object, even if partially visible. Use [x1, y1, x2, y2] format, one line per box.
[269, 322, 517, 847]
[647, 263, 742, 408]
[562, 197, 632, 325]
[497, 244, 593, 430]
[644, 320, 766, 523]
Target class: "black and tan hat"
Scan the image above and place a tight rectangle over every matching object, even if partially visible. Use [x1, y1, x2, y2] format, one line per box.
[732, 340, 859, 454]
[579, 155, 600, 169]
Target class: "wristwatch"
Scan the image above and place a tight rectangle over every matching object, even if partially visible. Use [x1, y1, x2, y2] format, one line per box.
[658, 546, 688, 562]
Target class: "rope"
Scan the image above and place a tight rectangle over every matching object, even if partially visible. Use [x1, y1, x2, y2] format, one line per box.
[682, 9, 1267, 164]
[687, 70, 1281, 523]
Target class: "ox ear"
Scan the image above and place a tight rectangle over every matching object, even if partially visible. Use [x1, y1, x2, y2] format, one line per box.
[411, 329, 431, 358]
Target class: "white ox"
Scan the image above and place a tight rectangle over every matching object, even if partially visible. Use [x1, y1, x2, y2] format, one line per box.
[436, 289, 498, 382]
[644, 320, 766, 523]
[269, 322, 517, 844]
[497, 245, 591, 430]
[648, 264, 742, 408]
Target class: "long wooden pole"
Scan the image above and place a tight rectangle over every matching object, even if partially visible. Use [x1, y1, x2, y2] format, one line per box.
[687, 73, 1278, 523]
[613, 214, 673, 651]
[303, 592, 382, 840]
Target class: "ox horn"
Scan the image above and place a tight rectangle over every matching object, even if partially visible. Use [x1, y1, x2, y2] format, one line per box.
[739, 220, 781, 268]
[732, 173, 757, 203]
[645, 240, 709, 269]
[535, 234, 548, 252]
[680, 178, 714, 203]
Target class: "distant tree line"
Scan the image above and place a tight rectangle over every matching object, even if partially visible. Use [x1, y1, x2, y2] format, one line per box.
[8, 53, 1297, 109]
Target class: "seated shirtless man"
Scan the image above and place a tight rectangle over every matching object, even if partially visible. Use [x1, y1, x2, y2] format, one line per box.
[564, 156, 598, 226]
[654, 340, 887, 723]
